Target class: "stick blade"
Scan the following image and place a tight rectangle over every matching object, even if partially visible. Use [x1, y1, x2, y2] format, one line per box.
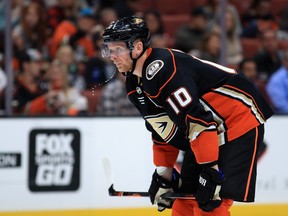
[108, 184, 117, 196]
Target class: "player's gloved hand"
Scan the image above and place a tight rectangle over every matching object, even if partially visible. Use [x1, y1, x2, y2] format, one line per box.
[148, 167, 181, 212]
[196, 167, 225, 212]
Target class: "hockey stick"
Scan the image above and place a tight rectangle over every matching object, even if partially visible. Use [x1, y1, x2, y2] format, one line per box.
[109, 183, 195, 199]
[103, 157, 195, 199]
[102, 157, 113, 187]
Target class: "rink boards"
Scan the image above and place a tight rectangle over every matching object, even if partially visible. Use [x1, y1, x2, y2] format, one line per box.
[0, 116, 287, 216]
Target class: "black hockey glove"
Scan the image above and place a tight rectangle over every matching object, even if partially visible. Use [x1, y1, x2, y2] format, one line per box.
[148, 168, 181, 212]
[196, 167, 225, 212]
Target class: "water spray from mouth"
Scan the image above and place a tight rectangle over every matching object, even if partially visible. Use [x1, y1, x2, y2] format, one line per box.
[91, 69, 117, 96]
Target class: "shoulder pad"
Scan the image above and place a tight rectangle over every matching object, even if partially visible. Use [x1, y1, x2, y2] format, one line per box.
[143, 48, 176, 98]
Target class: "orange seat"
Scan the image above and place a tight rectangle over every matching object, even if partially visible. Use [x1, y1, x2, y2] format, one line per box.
[162, 14, 190, 38]
[131, 0, 154, 13]
[279, 40, 288, 50]
[155, 0, 193, 15]
[229, 0, 253, 17]
[270, 0, 288, 17]
[191, 0, 208, 9]
[241, 38, 260, 58]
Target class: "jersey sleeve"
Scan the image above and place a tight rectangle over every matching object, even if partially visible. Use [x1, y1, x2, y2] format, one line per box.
[152, 132, 179, 167]
[144, 112, 187, 167]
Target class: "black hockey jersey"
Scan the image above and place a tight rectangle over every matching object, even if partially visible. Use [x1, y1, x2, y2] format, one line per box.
[126, 48, 273, 166]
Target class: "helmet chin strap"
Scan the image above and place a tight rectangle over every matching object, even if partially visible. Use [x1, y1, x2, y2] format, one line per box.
[124, 45, 147, 77]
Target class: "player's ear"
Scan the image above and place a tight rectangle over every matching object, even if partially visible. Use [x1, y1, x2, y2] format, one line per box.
[135, 40, 143, 53]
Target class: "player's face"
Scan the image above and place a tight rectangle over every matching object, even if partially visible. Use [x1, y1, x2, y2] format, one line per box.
[102, 42, 133, 73]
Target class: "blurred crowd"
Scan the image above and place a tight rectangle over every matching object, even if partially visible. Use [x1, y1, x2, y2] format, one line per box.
[0, 0, 287, 116]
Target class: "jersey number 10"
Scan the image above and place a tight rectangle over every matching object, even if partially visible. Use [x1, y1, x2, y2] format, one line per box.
[166, 87, 192, 114]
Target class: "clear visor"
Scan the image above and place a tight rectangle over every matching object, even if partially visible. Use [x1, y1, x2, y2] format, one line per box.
[101, 43, 131, 58]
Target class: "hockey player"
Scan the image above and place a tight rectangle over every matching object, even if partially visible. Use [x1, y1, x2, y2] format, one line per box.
[101, 16, 274, 216]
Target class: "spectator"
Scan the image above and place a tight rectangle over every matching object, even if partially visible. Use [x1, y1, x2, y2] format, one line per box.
[0, 66, 7, 93]
[107, 0, 144, 18]
[143, 9, 169, 48]
[241, 0, 278, 38]
[198, 31, 221, 63]
[55, 45, 86, 91]
[241, 13, 278, 38]
[0, 33, 4, 113]
[46, 0, 81, 36]
[266, 50, 288, 113]
[214, 7, 243, 66]
[27, 60, 88, 116]
[97, 73, 140, 116]
[204, 0, 242, 35]
[12, 1, 48, 54]
[238, 58, 258, 82]
[49, 7, 97, 59]
[242, 0, 272, 27]
[278, 6, 288, 40]
[0, 66, 7, 115]
[174, 7, 208, 53]
[99, 7, 118, 28]
[238, 58, 271, 104]
[13, 48, 47, 114]
[253, 30, 282, 81]
[143, 9, 164, 36]
[151, 34, 168, 48]
[225, 7, 243, 65]
[0, 0, 25, 31]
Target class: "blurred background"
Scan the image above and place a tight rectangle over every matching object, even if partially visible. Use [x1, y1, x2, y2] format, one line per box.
[0, 0, 287, 215]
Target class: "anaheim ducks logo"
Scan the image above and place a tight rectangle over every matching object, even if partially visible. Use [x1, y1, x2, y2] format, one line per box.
[134, 18, 143, 24]
[146, 60, 164, 80]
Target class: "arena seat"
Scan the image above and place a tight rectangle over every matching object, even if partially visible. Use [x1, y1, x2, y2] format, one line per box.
[154, 0, 193, 15]
[190, 0, 208, 9]
[270, 0, 288, 17]
[229, 0, 252, 17]
[241, 38, 260, 58]
[279, 40, 288, 52]
[132, 0, 154, 13]
[162, 14, 190, 38]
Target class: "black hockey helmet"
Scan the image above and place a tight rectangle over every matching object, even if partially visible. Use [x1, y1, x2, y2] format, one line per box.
[102, 16, 151, 51]
[102, 16, 151, 76]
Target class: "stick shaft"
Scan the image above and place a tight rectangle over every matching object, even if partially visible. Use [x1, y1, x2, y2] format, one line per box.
[109, 184, 195, 199]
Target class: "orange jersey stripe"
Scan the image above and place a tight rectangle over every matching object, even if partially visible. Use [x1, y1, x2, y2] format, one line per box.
[127, 90, 136, 96]
[203, 91, 260, 141]
[223, 84, 266, 120]
[244, 127, 258, 201]
[146, 47, 152, 57]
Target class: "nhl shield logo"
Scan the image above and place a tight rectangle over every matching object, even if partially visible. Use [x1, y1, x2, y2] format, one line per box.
[146, 60, 164, 80]
[136, 86, 142, 94]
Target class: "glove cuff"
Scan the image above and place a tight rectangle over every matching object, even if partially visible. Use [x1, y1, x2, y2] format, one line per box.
[153, 168, 181, 191]
[200, 160, 218, 168]
[156, 166, 173, 180]
[153, 170, 173, 189]
[203, 167, 225, 184]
